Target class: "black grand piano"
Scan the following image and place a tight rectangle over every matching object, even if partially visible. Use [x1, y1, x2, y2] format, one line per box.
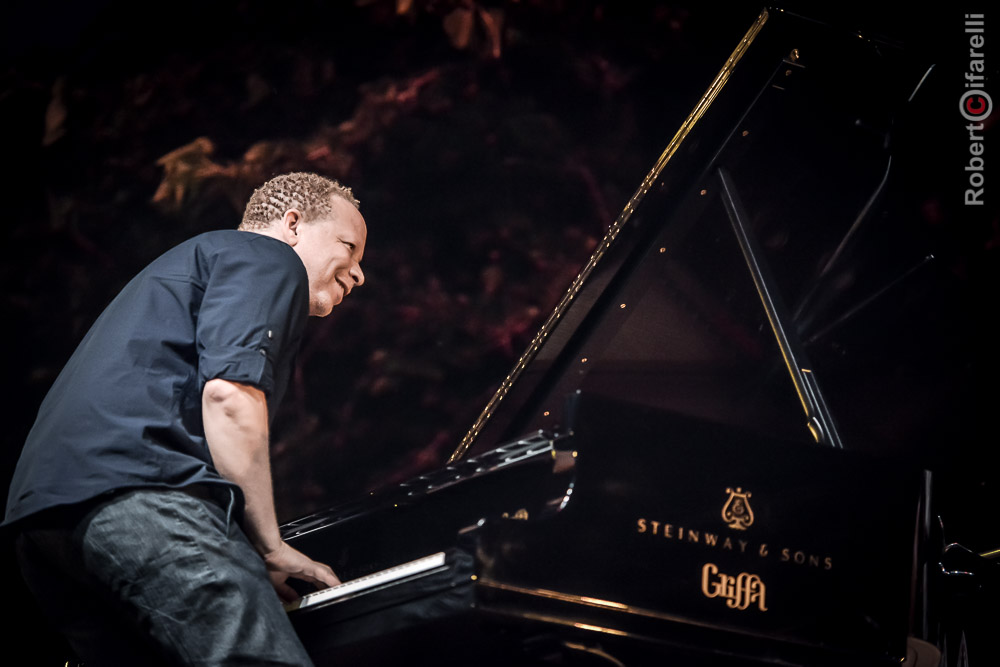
[280, 9, 995, 666]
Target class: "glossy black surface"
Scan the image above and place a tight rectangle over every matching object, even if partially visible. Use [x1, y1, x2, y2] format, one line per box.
[283, 432, 573, 581]
[475, 396, 924, 666]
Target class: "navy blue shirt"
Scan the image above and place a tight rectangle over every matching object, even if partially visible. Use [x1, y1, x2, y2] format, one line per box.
[4, 231, 309, 527]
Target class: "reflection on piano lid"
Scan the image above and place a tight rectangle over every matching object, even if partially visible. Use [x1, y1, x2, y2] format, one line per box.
[280, 430, 575, 583]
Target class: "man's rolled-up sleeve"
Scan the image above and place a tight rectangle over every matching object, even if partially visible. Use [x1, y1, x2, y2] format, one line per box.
[199, 345, 270, 391]
[195, 239, 308, 397]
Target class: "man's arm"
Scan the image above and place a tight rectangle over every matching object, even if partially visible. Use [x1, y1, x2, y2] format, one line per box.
[202, 378, 341, 600]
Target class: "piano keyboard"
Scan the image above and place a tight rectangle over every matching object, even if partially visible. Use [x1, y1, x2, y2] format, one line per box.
[285, 552, 447, 613]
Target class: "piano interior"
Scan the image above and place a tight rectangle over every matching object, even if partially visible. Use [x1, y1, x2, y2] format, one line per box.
[282, 8, 996, 666]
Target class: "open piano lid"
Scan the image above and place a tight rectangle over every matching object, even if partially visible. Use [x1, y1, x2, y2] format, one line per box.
[436, 7, 956, 661]
[449, 7, 976, 476]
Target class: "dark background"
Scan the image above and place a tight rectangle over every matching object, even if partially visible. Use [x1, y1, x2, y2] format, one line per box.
[1, 0, 769, 524]
[2, 1, 995, 660]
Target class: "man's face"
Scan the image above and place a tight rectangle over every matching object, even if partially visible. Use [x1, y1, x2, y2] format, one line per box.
[292, 197, 367, 317]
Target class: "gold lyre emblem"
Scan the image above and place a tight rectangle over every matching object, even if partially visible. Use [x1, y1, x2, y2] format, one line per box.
[721, 487, 754, 530]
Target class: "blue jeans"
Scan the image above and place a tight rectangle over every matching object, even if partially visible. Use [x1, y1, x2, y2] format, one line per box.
[16, 487, 314, 666]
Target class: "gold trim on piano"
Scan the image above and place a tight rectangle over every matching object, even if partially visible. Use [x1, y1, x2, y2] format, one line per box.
[524, 613, 630, 638]
[449, 8, 772, 463]
[478, 577, 730, 631]
[477, 575, 807, 644]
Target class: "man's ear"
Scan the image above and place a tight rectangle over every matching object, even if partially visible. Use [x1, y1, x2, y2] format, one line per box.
[282, 209, 303, 245]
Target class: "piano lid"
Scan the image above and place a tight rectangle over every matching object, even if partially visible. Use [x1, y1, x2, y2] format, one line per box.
[450, 8, 968, 465]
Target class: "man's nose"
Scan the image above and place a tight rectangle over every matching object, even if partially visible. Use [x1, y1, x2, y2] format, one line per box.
[351, 263, 365, 287]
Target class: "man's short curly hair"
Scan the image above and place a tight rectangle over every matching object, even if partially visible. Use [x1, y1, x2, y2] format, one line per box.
[239, 172, 360, 230]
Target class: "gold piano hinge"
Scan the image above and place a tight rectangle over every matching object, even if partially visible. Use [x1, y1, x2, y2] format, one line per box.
[448, 9, 771, 463]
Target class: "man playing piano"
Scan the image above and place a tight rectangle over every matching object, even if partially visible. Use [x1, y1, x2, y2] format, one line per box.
[4, 172, 365, 665]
